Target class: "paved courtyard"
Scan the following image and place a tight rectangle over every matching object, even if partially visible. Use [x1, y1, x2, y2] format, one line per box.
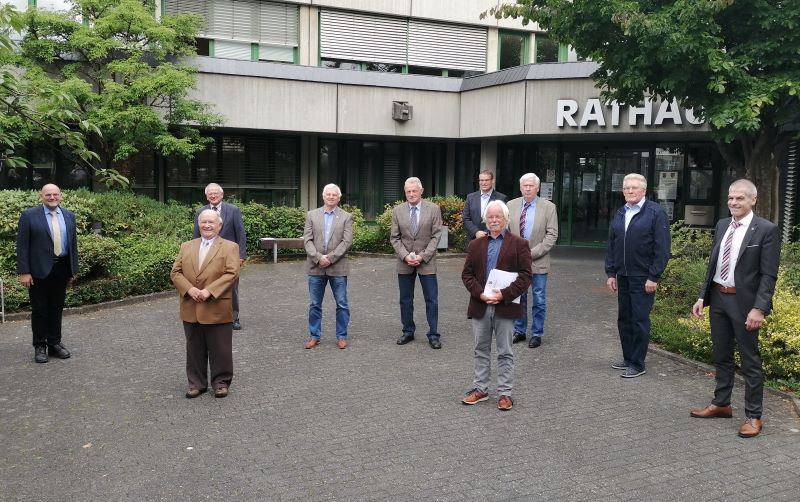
[1, 248, 798, 501]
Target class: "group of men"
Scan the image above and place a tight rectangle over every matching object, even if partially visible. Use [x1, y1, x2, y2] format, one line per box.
[16, 172, 780, 435]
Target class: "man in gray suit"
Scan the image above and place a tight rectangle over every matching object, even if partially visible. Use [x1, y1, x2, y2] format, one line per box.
[507, 173, 559, 348]
[193, 183, 247, 330]
[463, 169, 507, 241]
[391, 177, 444, 349]
[302, 183, 354, 350]
[690, 179, 781, 438]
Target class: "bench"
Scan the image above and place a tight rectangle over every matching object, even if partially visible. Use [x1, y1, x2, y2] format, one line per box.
[258, 237, 305, 263]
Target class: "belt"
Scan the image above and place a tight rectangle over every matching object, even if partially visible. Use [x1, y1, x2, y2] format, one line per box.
[715, 283, 736, 294]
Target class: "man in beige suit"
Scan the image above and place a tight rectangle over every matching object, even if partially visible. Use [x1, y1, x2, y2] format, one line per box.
[507, 172, 559, 348]
[303, 183, 354, 350]
[391, 177, 444, 349]
[171, 209, 241, 399]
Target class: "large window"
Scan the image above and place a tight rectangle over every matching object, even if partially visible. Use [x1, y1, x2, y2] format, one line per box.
[319, 139, 447, 219]
[163, 133, 300, 205]
[454, 143, 481, 196]
[534, 34, 560, 63]
[163, 0, 298, 62]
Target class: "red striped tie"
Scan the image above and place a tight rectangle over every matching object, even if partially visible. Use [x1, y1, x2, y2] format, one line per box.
[519, 202, 530, 238]
[719, 220, 741, 281]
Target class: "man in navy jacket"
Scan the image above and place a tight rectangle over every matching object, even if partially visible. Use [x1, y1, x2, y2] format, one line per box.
[16, 184, 79, 363]
[604, 174, 671, 378]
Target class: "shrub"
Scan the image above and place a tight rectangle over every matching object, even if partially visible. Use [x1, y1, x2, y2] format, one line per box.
[77, 234, 122, 280]
[88, 190, 193, 240]
[239, 203, 306, 257]
[669, 220, 713, 260]
[110, 235, 181, 296]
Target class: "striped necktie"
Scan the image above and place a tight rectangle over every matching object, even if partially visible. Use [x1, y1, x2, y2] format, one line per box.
[719, 220, 741, 281]
[519, 202, 531, 238]
[410, 206, 418, 236]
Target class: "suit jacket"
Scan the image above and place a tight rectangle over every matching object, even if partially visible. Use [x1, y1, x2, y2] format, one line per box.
[170, 238, 241, 324]
[463, 190, 508, 239]
[507, 196, 559, 274]
[303, 206, 353, 276]
[193, 201, 247, 260]
[390, 200, 443, 275]
[698, 215, 780, 316]
[462, 231, 532, 319]
[16, 205, 79, 278]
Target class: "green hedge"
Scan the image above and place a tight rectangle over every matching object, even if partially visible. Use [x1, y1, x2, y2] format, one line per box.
[652, 223, 800, 394]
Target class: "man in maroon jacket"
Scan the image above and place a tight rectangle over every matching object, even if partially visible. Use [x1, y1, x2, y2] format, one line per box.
[461, 200, 532, 411]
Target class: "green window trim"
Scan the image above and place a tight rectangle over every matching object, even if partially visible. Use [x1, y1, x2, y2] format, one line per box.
[208, 39, 215, 57]
[558, 43, 569, 63]
[251, 43, 258, 61]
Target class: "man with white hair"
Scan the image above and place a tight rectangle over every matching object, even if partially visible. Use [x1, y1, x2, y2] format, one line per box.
[302, 184, 354, 349]
[390, 177, 444, 349]
[507, 172, 558, 349]
[193, 183, 247, 330]
[461, 200, 531, 411]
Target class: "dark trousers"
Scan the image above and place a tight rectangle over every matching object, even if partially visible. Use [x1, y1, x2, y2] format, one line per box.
[398, 271, 439, 338]
[232, 278, 240, 322]
[29, 258, 70, 347]
[709, 288, 764, 418]
[616, 275, 655, 372]
[183, 321, 233, 391]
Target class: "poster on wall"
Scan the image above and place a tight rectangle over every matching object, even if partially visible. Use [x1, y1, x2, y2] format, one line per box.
[658, 171, 679, 200]
[546, 169, 556, 183]
[611, 173, 625, 192]
[659, 200, 674, 221]
[582, 173, 597, 192]
[540, 182, 554, 200]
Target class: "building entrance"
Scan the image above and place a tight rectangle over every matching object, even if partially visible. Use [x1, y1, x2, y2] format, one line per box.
[559, 148, 648, 246]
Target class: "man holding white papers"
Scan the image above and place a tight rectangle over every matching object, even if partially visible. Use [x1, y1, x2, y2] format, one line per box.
[461, 201, 532, 411]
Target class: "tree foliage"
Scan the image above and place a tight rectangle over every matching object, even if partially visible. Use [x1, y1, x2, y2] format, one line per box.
[16, 0, 221, 185]
[1, 4, 98, 173]
[485, 0, 800, 220]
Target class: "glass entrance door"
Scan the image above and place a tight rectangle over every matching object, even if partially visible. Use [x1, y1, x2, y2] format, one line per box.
[559, 149, 649, 246]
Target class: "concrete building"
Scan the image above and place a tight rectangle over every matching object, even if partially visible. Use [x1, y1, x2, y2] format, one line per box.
[5, 0, 798, 245]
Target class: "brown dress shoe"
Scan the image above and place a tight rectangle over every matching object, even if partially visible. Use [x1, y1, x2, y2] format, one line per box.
[738, 417, 763, 438]
[690, 404, 733, 418]
[214, 387, 229, 398]
[336, 339, 348, 349]
[185, 388, 207, 399]
[305, 338, 320, 349]
[498, 395, 513, 411]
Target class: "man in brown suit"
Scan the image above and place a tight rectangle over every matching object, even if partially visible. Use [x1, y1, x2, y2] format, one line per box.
[391, 177, 444, 349]
[303, 183, 354, 350]
[461, 200, 532, 411]
[171, 209, 241, 399]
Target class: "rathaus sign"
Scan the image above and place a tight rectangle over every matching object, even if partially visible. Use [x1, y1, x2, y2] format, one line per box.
[557, 98, 704, 128]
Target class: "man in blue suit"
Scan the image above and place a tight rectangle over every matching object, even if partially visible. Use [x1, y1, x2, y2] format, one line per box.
[16, 184, 79, 363]
[462, 170, 507, 242]
[193, 183, 247, 330]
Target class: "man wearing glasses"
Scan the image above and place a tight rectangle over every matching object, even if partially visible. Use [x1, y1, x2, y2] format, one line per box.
[462, 170, 507, 242]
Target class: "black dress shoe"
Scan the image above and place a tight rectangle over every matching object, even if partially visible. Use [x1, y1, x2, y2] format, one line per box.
[428, 338, 442, 349]
[48, 343, 71, 359]
[396, 334, 414, 345]
[528, 336, 542, 348]
[35, 346, 48, 363]
[512, 332, 526, 344]
[232, 320, 242, 330]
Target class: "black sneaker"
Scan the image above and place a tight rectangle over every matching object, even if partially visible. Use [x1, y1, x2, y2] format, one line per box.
[512, 332, 526, 344]
[611, 361, 629, 370]
[35, 346, 48, 363]
[620, 368, 646, 378]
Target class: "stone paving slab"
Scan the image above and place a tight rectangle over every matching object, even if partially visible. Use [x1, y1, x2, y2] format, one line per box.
[1, 248, 798, 501]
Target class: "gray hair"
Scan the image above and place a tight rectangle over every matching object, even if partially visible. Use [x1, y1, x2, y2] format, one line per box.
[519, 172, 540, 185]
[321, 183, 342, 197]
[198, 208, 223, 225]
[404, 177, 423, 190]
[623, 173, 647, 189]
[729, 179, 757, 197]
[205, 183, 224, 195]
[483, 200, 510, 223]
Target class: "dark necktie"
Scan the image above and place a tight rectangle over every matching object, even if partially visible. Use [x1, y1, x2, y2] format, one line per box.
[410, 206, 418, 236]
[719, 220, 741, 281]
[519, 202, 530, 238]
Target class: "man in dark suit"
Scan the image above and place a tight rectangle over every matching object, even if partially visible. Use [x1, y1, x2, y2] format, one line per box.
[690, 179, 781, 438]
[16, 184, 79, 363]
[461, 200, 531, 411]
[302, 183, 354, 350]
[390, 177, 444, 349]
[172, 209, 241, 399]
[193, 183, 247, 330]
[462, 170, 507, 241]
[605, 173, 671, 378]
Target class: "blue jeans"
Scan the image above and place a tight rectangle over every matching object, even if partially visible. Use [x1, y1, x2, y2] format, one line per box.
[616, 275, 654, 372]
[308, 275, 350, 340]
[398, 271, 439, 338]
[514, 273, 548, 337]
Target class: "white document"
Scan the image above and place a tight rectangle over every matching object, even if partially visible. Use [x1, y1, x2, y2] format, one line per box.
[483, 269, 521, 304]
